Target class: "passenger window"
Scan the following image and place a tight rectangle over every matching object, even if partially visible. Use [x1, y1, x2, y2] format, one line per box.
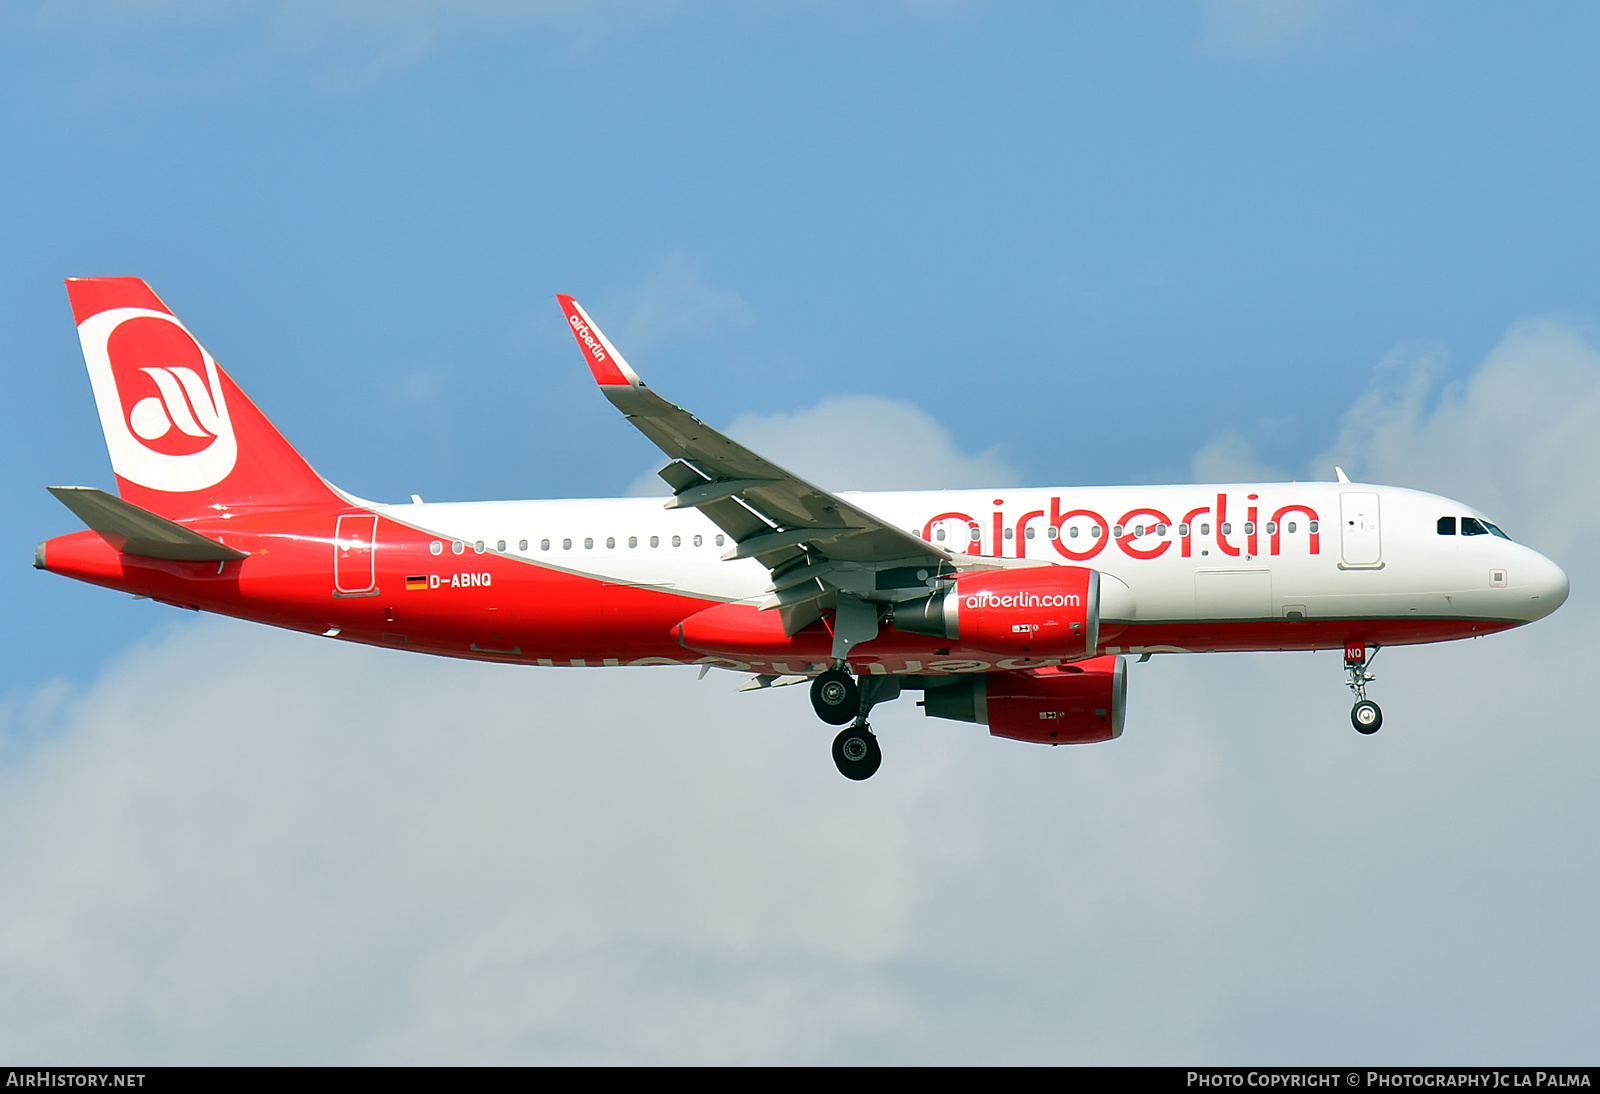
[694, 534, 703, 547]
[1069, 526, 1079, 539]
[496, 540, 506, 552]
[1264, 522, 1275, 535]
[1047, 526, 1058, 539]
[519, 539, 528, 552]
[1461, 517, 1487, 536]
[1090, 526, 1101, 539]
[452, 540, 464, 555]
[969, 527, 981, 542]
[672, 535, 682, 547]
[1200, 524, 1210, 536]
[1308, 520, 1319, 533]
[1156, 524, 1166, 536]
[563, 538, 572, 550]
[606, 537, 615, 549]
[1287, 522, 1296, 533]
[1004, 527, 1014, 540]
[935, 528, 946, 542]
[584, 537, 594, 549]
[1244, 521, 1254, 536]
[1178, 523, 1189, 537]
[1025, 526, 1036, 539]
[541, 539, 550, 551]
[651, 535, 660, 548]
[716, 534, 725, 546]
[629, 536, 638, 548]
[1437, 517, 1457, 535]
[430, 541, 442, 555]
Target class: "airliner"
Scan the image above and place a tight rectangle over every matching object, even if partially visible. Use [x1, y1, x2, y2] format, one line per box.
[37, 278, 1569, 779]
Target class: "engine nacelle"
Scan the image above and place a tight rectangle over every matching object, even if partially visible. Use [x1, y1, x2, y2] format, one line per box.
[921, 657, 1127, 744]
[893, 566, 1099, 660]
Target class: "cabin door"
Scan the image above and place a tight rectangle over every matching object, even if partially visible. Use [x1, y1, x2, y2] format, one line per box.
[1339, 492, 1383, 567]
[334, 514, 379, 596]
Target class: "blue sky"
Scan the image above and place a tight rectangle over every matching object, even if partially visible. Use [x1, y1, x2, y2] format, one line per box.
[3, 1, 1599, 1063]
[7, 1, 1600, 687]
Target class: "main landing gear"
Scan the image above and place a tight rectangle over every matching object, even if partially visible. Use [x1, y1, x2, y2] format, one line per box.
[1344, 643, 1383, 735]
[831, 724, 882, 781]
[811, 666, 898, 780]
[810, 668, 859, 725]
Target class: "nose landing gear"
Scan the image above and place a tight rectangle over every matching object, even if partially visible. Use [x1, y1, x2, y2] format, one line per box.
[1344, 643, 1382, 734]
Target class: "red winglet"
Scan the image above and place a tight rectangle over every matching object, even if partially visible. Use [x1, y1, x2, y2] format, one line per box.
[556, 294, 639, 388]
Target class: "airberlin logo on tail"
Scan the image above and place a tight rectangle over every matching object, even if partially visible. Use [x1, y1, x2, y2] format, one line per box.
[126, 364, 223, 450]
[77, 307, 237, 492]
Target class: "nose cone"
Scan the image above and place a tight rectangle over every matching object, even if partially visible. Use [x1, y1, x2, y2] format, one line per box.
[1524, 550, 1570, 621]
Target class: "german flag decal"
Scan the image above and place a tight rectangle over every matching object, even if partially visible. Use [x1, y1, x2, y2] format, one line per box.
[406, 575, 429, 591]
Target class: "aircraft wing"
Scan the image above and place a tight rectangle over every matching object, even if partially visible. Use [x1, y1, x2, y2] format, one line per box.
[557, 295, 959, 635]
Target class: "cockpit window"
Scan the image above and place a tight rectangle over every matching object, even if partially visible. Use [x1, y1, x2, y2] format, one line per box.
[1437, 517, 1456, 535]
[1461, 517, 1488, 536]
[1484, 522, 1511, 540]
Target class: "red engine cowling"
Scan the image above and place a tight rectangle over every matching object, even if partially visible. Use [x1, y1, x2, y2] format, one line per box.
[920, 656, 1127, 745]
[893, 566, 1099, 659]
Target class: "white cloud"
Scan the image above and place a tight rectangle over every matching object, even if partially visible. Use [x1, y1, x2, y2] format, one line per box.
[607, 258, 757, 355]
[1319, 320, 1600, 560]
[628, 394, 1019, 496]
[1189, 428, 1285, 484]
[723, 395, 1019, 493]
[27, 0, 678, 89]
[4, 320, 1599, 1061]
[1200, 0, 1343, 57]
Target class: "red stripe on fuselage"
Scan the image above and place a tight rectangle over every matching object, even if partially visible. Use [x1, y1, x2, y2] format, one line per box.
[38, 505, 1524, 671]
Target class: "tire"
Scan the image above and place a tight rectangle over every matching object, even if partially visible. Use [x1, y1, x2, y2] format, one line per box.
[810, 669, 860, 726]
[1351, 699, 1383, 735]
[832, 726, 882, 781]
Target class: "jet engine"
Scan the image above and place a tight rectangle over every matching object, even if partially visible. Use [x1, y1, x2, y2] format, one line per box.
[919, 657, 1127, 744]
[892, 565, 1102, 660]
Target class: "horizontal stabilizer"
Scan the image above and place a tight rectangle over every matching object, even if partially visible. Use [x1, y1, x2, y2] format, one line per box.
[48, 486, 248, 562]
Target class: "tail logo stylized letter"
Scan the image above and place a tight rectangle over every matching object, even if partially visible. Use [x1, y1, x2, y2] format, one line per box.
[77, 307, 238, 492]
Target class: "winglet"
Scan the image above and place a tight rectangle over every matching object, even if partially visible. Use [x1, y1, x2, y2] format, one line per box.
[556, 295, 642, 389]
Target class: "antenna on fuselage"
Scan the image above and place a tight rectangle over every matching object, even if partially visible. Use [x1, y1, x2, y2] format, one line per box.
[1335, 467, 1351, 484]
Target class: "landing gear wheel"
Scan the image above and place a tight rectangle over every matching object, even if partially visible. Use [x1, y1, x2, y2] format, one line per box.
[811, 669, 860, 726]
[832, 725, 882, 781]
[1351, 699, 1383, 735]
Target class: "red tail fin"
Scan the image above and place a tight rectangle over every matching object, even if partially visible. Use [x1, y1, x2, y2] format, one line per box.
[65, 277, 337, 518]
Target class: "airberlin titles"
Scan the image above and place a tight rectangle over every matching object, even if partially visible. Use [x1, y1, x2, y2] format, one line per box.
[921, 492, 1321, 560]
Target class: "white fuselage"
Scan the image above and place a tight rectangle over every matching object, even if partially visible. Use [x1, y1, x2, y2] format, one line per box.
[377, 481, 1569, 638]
